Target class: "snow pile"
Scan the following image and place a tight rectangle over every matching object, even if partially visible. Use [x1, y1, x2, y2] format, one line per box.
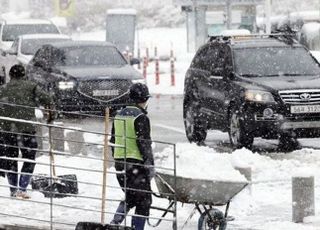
[155, 143, 247, 182]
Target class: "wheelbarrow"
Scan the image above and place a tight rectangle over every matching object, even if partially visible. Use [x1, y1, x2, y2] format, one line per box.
[150, 172, 248, 230]
[31, 125, 78, 198]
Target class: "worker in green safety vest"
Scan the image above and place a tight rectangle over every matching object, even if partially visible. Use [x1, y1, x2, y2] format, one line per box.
[110, 83, 154, 230]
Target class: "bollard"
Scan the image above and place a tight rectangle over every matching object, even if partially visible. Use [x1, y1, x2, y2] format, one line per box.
[155, 56, 160, 85]
[170, 50, 175, 86]
[51, 121, 64, 153]
[292, 176, 315, 223]
[146, 47, 149, 66]
[137, 48, 141, 69]
[143, 56, 147, 79]
[154, 46, 158, 58]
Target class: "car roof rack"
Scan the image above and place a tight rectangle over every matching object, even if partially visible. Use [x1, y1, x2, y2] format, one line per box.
[208, 33, 299, 45]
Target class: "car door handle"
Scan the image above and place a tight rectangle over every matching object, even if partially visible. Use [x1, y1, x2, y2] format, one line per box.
[209, 75, 223, 80]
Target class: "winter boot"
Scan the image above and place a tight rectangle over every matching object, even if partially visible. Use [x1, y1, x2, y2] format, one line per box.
[131, 216, 146, 230]
[110, 201, 128, 224]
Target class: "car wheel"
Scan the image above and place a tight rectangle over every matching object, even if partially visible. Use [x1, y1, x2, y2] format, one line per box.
[228, 107, 253, 149]
[183, 100, 207, 144]
[198, 208, 227, 230]
[278, 134, 300, 152]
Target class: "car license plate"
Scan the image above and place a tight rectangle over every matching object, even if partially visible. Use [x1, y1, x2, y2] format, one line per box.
[290, 105, 320, 114]
[93, 90, 119, 96]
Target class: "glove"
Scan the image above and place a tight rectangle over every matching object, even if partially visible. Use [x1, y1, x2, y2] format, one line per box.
[35, 108, 44, 119]
[148, 166, 156, 180]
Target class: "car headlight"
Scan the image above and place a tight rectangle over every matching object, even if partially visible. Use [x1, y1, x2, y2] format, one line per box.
[245, 90, 275, 102]
[58, 81, 74, 90]
[132, 79, 146, 84]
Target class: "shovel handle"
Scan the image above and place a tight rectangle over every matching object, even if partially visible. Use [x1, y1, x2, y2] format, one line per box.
[48, 125, 56, 177]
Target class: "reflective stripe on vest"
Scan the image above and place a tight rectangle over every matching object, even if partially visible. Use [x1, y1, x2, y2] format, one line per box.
[113, 107, 143, 161]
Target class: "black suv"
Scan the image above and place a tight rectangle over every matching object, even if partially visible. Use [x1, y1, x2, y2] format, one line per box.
[26, 41, 143, 116]
[183, 34, 320, 148]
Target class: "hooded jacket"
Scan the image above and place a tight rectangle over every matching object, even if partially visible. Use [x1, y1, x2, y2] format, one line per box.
[0, 78, 53, 133]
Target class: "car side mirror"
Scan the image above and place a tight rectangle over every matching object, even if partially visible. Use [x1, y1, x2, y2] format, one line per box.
[130, 58, 140, 65]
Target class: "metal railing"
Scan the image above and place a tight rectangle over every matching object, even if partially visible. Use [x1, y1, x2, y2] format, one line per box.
[0, 102, 177, 230]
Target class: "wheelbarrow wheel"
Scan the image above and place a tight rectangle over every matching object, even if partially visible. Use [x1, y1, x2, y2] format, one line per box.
[198, 208, 227, 230]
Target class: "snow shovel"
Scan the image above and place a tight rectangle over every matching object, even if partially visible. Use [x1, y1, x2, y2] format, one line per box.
[75, 222, 133, 230]
[31, 124, 78, 198]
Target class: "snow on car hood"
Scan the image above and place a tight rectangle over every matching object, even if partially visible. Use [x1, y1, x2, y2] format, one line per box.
[58, 65, 143, 80]
[239, 75, 320, 91]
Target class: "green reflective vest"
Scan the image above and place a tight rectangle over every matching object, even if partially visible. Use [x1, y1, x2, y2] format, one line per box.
[113, 106, 143, 161]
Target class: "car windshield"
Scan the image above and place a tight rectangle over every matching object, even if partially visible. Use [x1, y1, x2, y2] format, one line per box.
[56, 46, 127, 66]
[2, 24, 59, 41]
[234, 47, 320, 77]
[21, 38, 70, 55]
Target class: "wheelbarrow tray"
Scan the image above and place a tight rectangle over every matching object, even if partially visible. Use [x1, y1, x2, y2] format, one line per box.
[155, 172, 248, 205]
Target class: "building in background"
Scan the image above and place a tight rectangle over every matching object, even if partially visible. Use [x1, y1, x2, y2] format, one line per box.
[106, 9, 136, 54]
[173, 0, 263, 52]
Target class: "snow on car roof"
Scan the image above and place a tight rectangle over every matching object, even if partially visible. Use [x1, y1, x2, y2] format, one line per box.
[3, 18, 54, 25]
[107, 8, 137, 15]
[19, 33, 70, 40]
[232, 38, 302, 48]
[220, 29, 251, 36]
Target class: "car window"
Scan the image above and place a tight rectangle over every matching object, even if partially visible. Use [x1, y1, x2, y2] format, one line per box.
[56, 46, 127, 66]
[21, 38, 70, 55]
[2, 24, 59, 41]
[204, 45, 220, 73]
[32, 46, 54, 68]
[191, 45, 209, 69]
[234, 47, 320, 76]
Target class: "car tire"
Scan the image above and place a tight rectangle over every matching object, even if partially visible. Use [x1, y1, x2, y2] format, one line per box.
[278, 134, 300, 152]
[183, 100, 207, 144]
[228, 107, 254, 149]
[197, 208, 227, 230]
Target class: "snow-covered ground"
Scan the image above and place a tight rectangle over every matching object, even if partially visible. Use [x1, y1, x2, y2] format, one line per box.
[1, 27, 320, 230]
[1, 141, 320, 229]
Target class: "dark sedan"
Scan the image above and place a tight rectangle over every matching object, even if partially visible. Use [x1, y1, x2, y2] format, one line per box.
[26, 41, 144, 115]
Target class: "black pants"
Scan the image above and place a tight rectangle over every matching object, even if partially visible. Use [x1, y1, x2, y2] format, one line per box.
[114, 159, 152, 217]
[0, 132, 37, 193]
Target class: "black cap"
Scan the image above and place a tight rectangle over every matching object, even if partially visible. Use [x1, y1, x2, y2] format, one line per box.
[9, 64, 25, 79]
[129, 83, 151, 103]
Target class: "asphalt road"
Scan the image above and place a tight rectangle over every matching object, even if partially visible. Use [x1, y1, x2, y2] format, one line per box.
[58, 94, 320, 156]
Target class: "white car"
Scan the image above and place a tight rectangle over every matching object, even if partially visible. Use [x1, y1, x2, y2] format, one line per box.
[0, 19, 60, 51]
[0, 33, 71, 84]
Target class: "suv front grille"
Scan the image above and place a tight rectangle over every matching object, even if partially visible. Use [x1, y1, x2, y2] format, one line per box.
[78, 79, 131, 99]
[279, 89, 320, 104]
